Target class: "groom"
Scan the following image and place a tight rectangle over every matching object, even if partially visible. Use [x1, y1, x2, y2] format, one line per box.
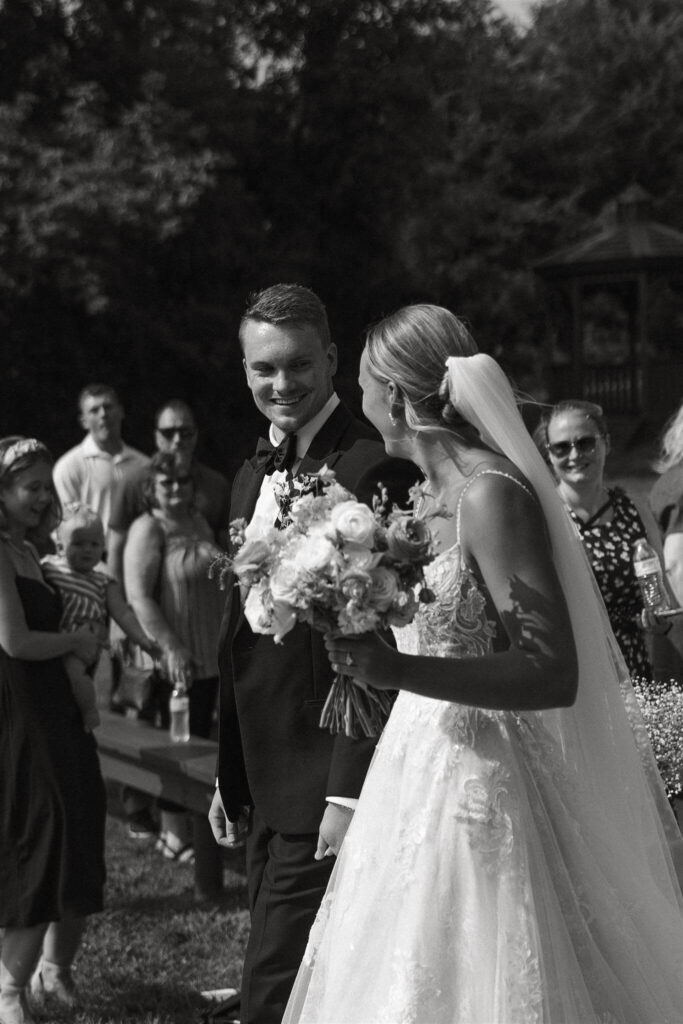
[209, 284, 415, 1023]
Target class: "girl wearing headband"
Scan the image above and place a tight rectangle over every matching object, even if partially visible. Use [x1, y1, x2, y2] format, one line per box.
[0, 437, 106, 1023]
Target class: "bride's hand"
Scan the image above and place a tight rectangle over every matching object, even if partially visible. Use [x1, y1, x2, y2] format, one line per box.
[324, 632, 396, 690]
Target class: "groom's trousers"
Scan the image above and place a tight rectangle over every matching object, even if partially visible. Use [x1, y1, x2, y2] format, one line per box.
[240, 808, 334, 1024]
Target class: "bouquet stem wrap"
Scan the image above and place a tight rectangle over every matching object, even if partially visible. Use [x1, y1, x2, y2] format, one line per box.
[319, 671, 394, 738]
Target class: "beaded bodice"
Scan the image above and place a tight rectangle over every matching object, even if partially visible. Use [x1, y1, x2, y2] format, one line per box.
[416, 544, 497, 658]
[396, 470, 532, 660]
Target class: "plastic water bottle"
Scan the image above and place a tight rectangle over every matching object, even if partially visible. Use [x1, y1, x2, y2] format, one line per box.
[632, 538, 670, 613]
[169, 682, 190, 742]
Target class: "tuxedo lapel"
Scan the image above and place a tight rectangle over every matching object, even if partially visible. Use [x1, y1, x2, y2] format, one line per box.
[232, 458, 268, 523]
[297, 403, 354, 476]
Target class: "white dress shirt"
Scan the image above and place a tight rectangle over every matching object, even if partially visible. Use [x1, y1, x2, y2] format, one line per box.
[247, 394, 358, 811]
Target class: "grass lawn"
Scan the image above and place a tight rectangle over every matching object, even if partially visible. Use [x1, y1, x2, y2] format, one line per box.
[61, 792, 249, 1024]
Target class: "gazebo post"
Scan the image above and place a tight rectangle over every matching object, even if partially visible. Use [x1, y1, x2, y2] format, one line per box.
[636, 271, 648, 415]
[570, 278, 583, 400]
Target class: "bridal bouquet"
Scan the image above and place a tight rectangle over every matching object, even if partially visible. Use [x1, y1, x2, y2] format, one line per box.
[632, 678, 683, 799]
[211, 467, 443, 738]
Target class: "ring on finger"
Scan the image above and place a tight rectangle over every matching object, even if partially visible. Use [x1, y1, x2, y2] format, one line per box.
[345, 651, 354, 667]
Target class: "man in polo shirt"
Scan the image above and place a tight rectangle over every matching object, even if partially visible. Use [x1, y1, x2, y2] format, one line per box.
[53, 383, 148, 536]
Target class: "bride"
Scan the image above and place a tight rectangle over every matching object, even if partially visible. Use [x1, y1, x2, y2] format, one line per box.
[282, 305, 683, 1024]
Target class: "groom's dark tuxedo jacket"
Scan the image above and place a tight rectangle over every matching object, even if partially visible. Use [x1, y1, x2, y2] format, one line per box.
[217, 402, 417, 835]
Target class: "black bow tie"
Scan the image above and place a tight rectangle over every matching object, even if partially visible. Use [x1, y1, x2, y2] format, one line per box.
[255, 433, 298, 474]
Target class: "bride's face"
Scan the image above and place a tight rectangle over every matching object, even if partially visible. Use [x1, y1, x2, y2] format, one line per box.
[358, 348, 407, 455]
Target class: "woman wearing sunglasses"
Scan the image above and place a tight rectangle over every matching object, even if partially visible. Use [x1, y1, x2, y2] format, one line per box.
[539, 399, 664, 679]
[122, 451, 224, 860]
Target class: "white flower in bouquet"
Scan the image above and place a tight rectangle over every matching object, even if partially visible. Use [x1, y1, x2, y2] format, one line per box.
[293, 533, 340, 574]
[342, 542, 382, 571]
[244, 583, 297, 642]
[330, 501, 377, 546]
[269, 560, 308, 608]
[211, 468, 445, 737]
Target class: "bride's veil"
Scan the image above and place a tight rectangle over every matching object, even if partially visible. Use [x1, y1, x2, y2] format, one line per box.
[447, 353, 683, 895]
[283, 350, 683, 1024]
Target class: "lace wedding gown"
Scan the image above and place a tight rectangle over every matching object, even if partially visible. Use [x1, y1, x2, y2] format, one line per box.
[283, 473, 683, 1024]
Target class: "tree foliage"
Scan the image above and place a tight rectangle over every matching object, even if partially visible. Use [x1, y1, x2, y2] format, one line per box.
[1, 0, 682, 472]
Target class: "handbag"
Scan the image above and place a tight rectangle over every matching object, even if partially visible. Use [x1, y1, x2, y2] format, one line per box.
[110, 661, 163, 723]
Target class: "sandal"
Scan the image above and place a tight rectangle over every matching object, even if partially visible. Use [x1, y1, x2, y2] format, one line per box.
[155, 832, 195, 864]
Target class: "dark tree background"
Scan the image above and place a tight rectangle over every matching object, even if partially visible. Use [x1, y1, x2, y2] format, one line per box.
[1, 0, 682, 478]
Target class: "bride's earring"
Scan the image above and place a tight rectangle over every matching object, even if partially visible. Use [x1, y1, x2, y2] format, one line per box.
[389, 410, 398, 426]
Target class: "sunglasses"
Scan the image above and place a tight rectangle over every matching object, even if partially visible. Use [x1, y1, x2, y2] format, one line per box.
[157, 427, 196, 440]
[156, 475, 192, 490]
[546, 435, 603, 459]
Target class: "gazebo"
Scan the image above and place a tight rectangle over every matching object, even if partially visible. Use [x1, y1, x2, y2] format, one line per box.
[534, 185, 683, 421]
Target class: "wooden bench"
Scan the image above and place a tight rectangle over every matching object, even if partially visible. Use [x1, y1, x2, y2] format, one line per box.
[95, 709, 226, 899]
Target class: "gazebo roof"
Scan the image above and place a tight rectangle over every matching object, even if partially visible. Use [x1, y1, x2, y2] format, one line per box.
[534, 185, 683, 279]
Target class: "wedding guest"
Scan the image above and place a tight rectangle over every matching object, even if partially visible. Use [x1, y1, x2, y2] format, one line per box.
[208, 283, 416, 1024]
[282, 305, 683, 1024]
[538, 400, 664, 679]
[41, 503, 161, 732]
[124, 452, 224, 862]
[53, 384, 147, 537]
[107, 399, 229, 583]
[651, 398, 683, 606]
[649, 400, 683, 747]
[0, 437, 106, 1024]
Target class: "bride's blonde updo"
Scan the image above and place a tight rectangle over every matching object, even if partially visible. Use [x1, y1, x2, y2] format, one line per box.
[364, 304, 479, 436]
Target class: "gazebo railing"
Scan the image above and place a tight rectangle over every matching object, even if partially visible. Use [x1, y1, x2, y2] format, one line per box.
[550, 361, 683, 418]
[582, 365, 640, 414]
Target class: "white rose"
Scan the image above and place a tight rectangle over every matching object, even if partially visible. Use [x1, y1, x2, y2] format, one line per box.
[244, 585, 274, 635]
[243, 585, 297, 643]
[330, 501, 376, 546]
[343, 542, 383, 570]
[271, 601, 297, 644]
[295, 534, 339, 573]
[270, 560, 303, 606]
[232, 539, 271, 579]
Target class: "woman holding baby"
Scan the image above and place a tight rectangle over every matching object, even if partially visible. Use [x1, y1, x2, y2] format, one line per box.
[0, 436, 106, 1024]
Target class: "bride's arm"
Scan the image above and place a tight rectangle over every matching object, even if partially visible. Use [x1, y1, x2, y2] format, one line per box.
[326, 473, 578, 711]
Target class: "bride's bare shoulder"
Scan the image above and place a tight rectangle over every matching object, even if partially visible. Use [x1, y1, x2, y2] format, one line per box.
[458, 457, 535, 506]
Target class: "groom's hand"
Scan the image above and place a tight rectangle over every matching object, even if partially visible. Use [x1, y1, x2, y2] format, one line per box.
[208, 788, 249, 847]
[315, 803, 354, 861]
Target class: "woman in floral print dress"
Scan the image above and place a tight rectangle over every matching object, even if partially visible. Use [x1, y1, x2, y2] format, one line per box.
[540, 400, 663, 679]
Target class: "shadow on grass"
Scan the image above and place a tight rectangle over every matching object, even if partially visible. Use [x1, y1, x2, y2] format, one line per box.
[111, 884, 249, 915]
[71, 813, 249, 1022]
[83, 977, 211, 1022]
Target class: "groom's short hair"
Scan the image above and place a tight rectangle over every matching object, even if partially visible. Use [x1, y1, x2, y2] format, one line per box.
[239, 283, 331, 349]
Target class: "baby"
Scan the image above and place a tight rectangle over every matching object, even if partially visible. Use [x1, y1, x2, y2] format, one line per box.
[42, 504, 161, 731]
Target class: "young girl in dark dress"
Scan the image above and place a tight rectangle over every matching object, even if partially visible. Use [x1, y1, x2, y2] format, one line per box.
[0, 437, 106, 1024]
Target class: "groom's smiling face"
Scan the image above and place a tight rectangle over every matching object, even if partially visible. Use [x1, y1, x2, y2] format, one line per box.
[242, 319, 337, 434]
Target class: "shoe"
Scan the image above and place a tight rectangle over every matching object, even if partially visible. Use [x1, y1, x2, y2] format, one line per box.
[127, 808, 158, 839]
[30, 961, 76, 1008]
[0, 989, 35, 1024]
[155, 832, 195, 864]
